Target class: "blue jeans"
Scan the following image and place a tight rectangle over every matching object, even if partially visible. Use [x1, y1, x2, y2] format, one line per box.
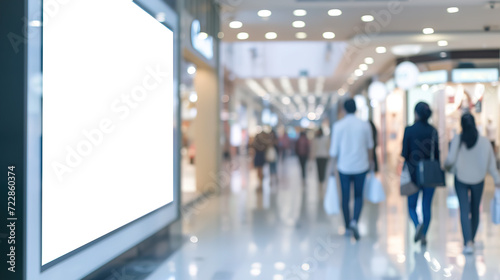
[408, 187, 435, 237]
[269, 161, 277, 175]
[339, 171, 367, 228]
[455, 178, 484, 245]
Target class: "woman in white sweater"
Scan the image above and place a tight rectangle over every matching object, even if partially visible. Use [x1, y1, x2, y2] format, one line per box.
[445, 113, 500, 254]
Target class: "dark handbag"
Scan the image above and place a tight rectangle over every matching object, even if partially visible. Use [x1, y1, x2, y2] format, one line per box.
[416, 130, 445, 187]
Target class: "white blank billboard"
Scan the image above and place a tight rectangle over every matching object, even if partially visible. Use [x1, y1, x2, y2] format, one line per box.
[42, 0, 174, 265]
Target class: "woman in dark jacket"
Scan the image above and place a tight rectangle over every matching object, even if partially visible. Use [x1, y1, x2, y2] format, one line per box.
[401, 102, 440, 246]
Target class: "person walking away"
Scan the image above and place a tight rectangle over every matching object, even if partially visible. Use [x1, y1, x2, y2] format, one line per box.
[330, 98, 374, 240]
[369, 120, 379, 173]
[486, 118, 497, 154]
[445, 113, 500, 254]
[252, 130, 267, 191]
[278, 130, 291, 160]
[296, 131, 310, 181]
[313, 128, 330, 186]
[401, 102, 439, 246]
[267, 130, 279, 183]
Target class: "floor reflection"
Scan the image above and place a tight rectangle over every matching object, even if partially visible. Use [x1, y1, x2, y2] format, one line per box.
[147, 155, 500, 280]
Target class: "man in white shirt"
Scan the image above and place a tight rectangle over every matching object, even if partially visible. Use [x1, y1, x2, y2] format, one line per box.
[330, 98, 374, 240]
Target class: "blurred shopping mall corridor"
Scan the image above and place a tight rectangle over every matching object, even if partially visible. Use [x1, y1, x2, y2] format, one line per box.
[148, 155, 500, 280]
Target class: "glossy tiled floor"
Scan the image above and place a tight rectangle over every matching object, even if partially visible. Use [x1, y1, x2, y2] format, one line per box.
[147, 156, 500, 280]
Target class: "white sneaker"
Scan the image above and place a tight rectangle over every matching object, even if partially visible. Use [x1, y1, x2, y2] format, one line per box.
[463, 242, 474, 255]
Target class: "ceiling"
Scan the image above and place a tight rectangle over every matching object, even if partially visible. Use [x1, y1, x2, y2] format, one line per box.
[218, 0, 500, 118]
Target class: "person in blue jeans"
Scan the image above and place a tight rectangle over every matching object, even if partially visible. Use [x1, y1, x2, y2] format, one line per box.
[445, 113, 500, 254]
[331, 99, 374, 241]
[401, 102, 440, 246]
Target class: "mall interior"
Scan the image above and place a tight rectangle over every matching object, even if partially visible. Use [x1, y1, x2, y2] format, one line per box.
[2, 0, 500, 279]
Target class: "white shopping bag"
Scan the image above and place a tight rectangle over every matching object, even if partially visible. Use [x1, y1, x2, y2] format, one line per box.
[491, 189, 500, 225]
[364, 172, 386, 204]
[324, 176, 340, 215]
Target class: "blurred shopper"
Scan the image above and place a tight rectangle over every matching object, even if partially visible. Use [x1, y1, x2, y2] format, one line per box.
[486, 118, 497, 153]
[266, 130, 279, 181]
[401, 102, 439, 246]
[313, 128, 330, 185]
[278, 130, 291, 160]
[369, 120, 379, 173]
[330, 98, 374, 240]
[253, 130, 268, 191]
[295, 131, 310, 180]
[445, 113, 500, 254]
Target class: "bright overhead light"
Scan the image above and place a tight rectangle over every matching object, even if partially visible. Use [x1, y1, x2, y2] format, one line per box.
[246, 79, 267, 96]
[229, 21, 242, 29]
[423, 28, 434, 34]
[198, 32, 208, 40]
[282, 96, 291, 105]
[258, 10, 272, 17]
[292, 21, 306, 28]
[328, 9, 342, 16]
[265, 32, 277, 40]
[354, 69, 364, 77]
[263, 78, 278, 93]
[237, 32, 249, 40]
[391, 44, 422, 56]
[295, 32, 307, 39]
[299, 77, 308, 94]
[189, 92, 198, 103]
[315, 77, 325, 95]
[438, 40, 448, 46]
[447, 7, 459, 13]
[323, 32, 335, 39]
[187, 66, 196, 75]
[218, 32, 224, 39]
[307, 112, 317, 121]
[293, 9, 307, 16]
[361, 15, 374, 22]
[280, 77, 294, 95]
[365, 57, 374, 64]
[376, 46, 387, 53]
[359, 64, 368, 71]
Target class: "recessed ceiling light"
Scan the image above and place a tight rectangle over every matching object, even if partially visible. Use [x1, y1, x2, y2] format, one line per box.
[354, 69, 364, 77]
[229, 21, 243, 29]
[296, 32, 307, 39]
[359, 64, 368, 71]
[376, 46, 387, 53]
[361, 15, 374, 22]
[338, 88, 346, 96]
[365, 57, 374, 64]
[258, 10, 272, 17]
[447, 7, 459, 13]
[391, 44, 422, 56]
[237, 32, 249, 40]
[423, 28, 434, 34]
[187, 66, 196, 75]
[218, 32, 224, 39]
[292, 21, 306, 28]
[323, 32, 335, 39]
[438, 40, 448, 46]
[265, 32, 277, 40]
[294, 9, 307, 16]
[328, 9, 342, 16]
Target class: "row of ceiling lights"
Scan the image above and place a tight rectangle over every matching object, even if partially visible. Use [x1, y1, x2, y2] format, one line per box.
[229, 6, 460, 41]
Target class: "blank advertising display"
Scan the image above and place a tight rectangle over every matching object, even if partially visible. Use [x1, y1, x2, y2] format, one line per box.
[42, 0, 174, 266]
